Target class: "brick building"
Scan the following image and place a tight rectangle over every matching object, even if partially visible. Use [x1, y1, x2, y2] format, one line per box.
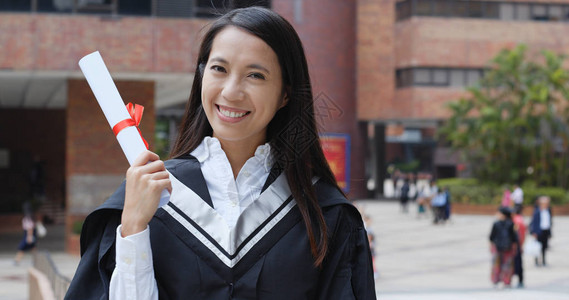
[0, 0, 365, 250]
[1, 0, 569, 244]
[358, 0, 569, 195]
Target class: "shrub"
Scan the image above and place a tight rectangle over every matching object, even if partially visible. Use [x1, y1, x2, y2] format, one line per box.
[72, 220, 84, 235]
[437, 178, 569, 205]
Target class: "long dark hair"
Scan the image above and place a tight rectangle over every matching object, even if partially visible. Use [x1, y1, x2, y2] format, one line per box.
[170, 7, 341, 267]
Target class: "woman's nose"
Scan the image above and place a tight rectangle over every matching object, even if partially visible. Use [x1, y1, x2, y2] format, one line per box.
[221, 76, 244, 101]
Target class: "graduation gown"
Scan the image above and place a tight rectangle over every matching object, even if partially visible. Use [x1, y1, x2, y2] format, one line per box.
[65, 156, 376, 300]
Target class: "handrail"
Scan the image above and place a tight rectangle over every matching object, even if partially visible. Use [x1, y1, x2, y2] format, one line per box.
[33, 251, 72, 300]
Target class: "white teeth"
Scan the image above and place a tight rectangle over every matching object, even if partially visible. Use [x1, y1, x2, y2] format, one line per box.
[219, 106, 247, 118]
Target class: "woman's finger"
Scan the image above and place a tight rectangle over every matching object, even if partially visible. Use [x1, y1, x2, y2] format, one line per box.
[132, 150, 160, 167]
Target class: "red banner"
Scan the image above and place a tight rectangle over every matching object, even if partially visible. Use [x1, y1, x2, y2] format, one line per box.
[320, 134, 350, 192]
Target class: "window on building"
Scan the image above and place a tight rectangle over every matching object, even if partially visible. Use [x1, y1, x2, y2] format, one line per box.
[415, 0, 433, 16]
[466, 69, 482, 86]
[531, 4, 548, 21]
[397, 0, 413, 20]
[396, 67, 486, 88]
[433, 0, 451, 16]
[414, 69, 431, 85]
[453, 0, 469, 17]
[0, 0, 31, 11]
[118, 0, 151, 16]
[516, 4, 531, 20]
[1, 0, 270, 17]
[449, 69, 465, 87]
[432, 69, 448, 85]
[549, 5, 563, 21]
[484, 1, 499, 19]
[468, 1, 483, 17]
[396, 0, 569, 23]
[499, 3, 515, 20]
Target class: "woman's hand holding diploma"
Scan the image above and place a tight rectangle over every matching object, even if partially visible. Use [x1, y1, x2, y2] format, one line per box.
[121, 151, 172, 237]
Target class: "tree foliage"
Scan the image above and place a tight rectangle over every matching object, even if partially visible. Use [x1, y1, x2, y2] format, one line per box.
[438, 45, 569, 188]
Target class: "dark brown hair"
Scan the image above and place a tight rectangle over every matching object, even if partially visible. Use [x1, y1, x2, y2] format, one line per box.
[170, 6, 341, 267]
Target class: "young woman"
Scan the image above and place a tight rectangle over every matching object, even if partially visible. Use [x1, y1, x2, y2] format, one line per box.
[66, 7, 375, 300]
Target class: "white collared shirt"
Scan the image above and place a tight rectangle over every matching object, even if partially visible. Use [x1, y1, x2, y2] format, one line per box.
[109, 137, 273, 300]
[192, 136, 272, 229]
[511, 187, 524, 204]
[540, 209, 551, 230]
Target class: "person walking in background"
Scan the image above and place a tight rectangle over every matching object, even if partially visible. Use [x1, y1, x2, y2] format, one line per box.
[530, 196, 553, 267]
[501, 185, 512, 208]
[417, 180, 437, 219]
[443, 186, 451, 222]
[400, 178, 410, 213]
[13, 202, 37, 265]
[511, 183, 523, 211]
[489, 207, 519, 288]
[431, 188, 447, 224]
[512, 205, 526, 288]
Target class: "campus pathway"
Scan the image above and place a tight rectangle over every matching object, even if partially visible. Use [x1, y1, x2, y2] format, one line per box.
[1, 201, 568, 299]
[359, 200, 569, 299]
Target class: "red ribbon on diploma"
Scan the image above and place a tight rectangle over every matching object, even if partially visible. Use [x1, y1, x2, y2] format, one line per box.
[112, 103, 149, 149]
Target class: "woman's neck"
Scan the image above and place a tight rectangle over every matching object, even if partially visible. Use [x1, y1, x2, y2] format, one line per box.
[215, 136, 265, 178]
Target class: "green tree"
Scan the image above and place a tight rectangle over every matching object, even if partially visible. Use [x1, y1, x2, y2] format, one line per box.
[439, 45, 569, 188]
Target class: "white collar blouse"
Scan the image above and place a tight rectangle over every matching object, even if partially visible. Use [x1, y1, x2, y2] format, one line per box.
[190, 136, 273, 229]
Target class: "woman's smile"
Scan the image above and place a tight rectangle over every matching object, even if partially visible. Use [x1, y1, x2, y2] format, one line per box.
[216, 104, 251, 123]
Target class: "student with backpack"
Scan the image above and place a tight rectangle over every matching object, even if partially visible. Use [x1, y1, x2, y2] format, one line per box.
[489, 207, 519, 288]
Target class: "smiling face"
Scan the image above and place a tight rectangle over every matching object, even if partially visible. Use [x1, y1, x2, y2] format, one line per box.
[201, 26, 287, 148]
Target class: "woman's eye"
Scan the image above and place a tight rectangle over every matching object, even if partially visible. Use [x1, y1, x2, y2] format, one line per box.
[210, 65, 226, 73]
[249, 73, 266, 80]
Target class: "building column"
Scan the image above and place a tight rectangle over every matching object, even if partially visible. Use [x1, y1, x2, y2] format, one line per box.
[373, 123, 386, 198]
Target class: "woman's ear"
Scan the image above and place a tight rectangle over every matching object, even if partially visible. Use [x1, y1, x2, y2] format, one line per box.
[280, 92, 289, 109]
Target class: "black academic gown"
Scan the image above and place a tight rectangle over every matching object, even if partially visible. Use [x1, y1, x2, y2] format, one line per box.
[65, 156, 376, 300]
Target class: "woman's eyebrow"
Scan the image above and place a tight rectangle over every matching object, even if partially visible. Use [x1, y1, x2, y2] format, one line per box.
[247, 64, 270, 74]
[210, 56, 270, 74]
[209, 56, 228, 64]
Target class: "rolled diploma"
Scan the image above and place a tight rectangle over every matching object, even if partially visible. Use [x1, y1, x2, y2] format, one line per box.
[78, 51, 170, 207]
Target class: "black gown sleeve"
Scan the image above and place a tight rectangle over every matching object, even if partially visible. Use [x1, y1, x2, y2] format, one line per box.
[64, 208, 121, 300]
[317, 205, 377, 300]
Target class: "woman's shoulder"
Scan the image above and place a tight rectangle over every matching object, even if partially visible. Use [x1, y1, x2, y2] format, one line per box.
[314, 180, 364, 229]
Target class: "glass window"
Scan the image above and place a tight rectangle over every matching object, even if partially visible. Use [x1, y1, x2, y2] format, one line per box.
[397, 0, 412, 20]
[499, 3, 515, 20]
[484, 1, 499, 19]
[466, 70, 482, 86]
[157, 0, 193, 17]
[433, 0, 450, 16]
[449, 69, 466, 87]
[433, 69, 448, 85]
[532, 4, 548, 20]
[415, 0, 432, 16]
[38, 0, 73, 12]
[453, 0, 469, 17]
[118, 0, 151, 15]
[549, 5, 563, 21]
[469, 1, 483, 18]
[396, 69, 413, 88]
[0, 0, 31, 11]
[234, 0, 271, 9]
[516, 4, 531, 20]
[414, 69, 431, 85]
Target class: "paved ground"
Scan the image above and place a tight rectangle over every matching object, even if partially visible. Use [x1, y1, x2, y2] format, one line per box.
[358, 200, 569, 299]
[1, 200, 568, 299]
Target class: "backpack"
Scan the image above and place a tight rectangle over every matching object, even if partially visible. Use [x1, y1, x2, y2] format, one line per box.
[493, 221, 513, 252]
